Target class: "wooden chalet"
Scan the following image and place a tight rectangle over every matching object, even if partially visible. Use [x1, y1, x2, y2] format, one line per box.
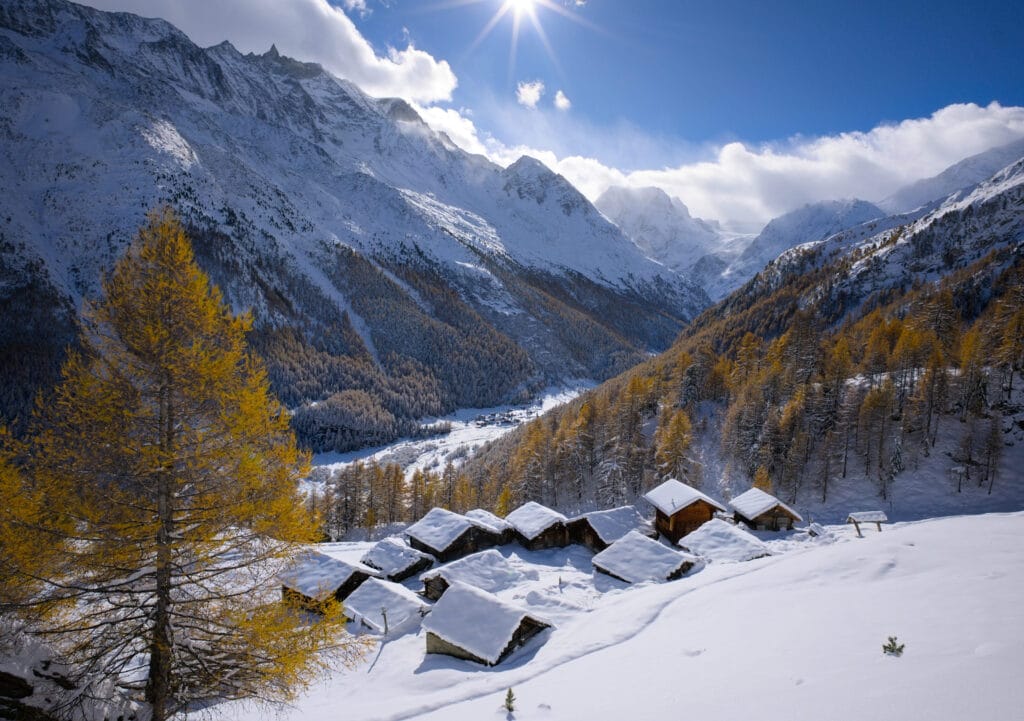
[419, 548, 521, 601]
[506, 501, 569, 551]
[643, 479, 727, 544]
[729, 487, 803, 531]
[566, 506, 655, 552]
[360, 537, 434, 582]
[280, 550, 378, 610]
[405, 507, 498, 563]
[422, 582, 551, 666]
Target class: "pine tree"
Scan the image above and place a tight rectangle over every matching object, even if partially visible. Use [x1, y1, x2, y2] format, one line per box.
[5, 210, 367, 719]
[654, 407, 693, 482]
[752, 465, 772, 493]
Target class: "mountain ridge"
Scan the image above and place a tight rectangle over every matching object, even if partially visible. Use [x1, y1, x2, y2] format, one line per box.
[0, 0, 708, 447]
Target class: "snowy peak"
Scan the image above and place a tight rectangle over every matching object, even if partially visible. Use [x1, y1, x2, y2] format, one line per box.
[743, 198, 885, 263]
[501, 156, 591, 216]
[880, 136, 1024, 214]
[595, 185, 725, 272]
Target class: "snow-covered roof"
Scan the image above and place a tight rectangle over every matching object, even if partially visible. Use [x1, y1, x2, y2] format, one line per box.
[465, 508, 512, 534]
[421, 581, 550, 665]
[279, 550, 377, 601]
[644, 479, 727, 516]
[420, 549, 526, 593]
[729, 488, 803, 522]
[679, 519, 770, 563]
[592, 530, 697, 584]
[572, 506, 652, 545]
[342, 578, 430, 634]
[506, 501, 567, 540]
[848, 511, 888, 523]
[405, 507, 474, 551]
[361, 537, 433, 577]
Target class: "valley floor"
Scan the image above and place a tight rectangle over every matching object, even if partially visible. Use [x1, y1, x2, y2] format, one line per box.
[212, 511, 1023, 721]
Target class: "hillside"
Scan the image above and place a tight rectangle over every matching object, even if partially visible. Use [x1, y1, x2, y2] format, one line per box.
[0, 0, 708, 447]
[207, 512, 1024, 721]
[456, 155, 1024, 520]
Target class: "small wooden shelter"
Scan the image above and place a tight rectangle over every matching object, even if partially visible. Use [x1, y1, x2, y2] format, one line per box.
[465, 508, 515, 545]
[643, 479, 727, 544]
[847, 511, 888, 537]
[422, 582, 551, 666]
[506, 501, 569, 551]
[405, 507, 498, 563]
[567, 506, 655, 552]
[591, 530, 697, 583]
[361, 537, 434, 582]
[679, 518, 770, 563]
[342, 578, 430, 635]
[729, 487, 803, 531]
[419, 548, 523, 601]
[280, 550, 378, 610]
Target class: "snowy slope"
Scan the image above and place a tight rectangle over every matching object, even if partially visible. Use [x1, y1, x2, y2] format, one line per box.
[0, 0, 709, 427]
[763, 156, 1024, 311]
[880, 136, 1024, 214]
[709, 198, 885, 299]
[595, 186, 732, 268]
[210, 512, 1024, 721]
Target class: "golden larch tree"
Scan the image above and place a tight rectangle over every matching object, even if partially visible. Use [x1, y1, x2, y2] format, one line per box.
[10, 210, 366, 720]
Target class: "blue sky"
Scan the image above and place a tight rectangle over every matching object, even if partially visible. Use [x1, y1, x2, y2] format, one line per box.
[83, 0, 1024, 229]
[354, 0, 1024, 163]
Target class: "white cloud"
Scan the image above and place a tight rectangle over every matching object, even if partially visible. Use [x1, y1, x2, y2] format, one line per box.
[413, 104, 489, 156]
[72, 2, 1024, 231]
[516, 80, 545, 109]
[554, 90, 572, 111]
[79, 0, 456, 102]
[425, 101, 1024, 231]
[342, 0, 369, 18]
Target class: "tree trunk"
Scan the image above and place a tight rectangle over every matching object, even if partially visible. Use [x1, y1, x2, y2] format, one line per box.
[146, 384, 175, 721]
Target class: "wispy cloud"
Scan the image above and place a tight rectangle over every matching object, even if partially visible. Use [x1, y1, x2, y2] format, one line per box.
[516, 80, 546, 109]
[341, 0, 369, 18]
[554, 90, 572, 111]
[79, 0, 455, 102]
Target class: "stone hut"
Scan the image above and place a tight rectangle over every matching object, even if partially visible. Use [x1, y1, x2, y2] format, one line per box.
[422, 582, 551, 666]
[506, 501, 569, 551]
[566, 506, 655, 552]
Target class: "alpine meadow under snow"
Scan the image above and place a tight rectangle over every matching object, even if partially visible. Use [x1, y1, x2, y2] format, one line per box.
[1, 0, 1023, 720]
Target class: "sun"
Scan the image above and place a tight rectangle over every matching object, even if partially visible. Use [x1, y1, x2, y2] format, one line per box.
[507, 0, 537, 20]
[466, 0, 594, 75]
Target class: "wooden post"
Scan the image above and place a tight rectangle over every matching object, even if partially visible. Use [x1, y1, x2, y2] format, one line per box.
[853, 520, 862, 538]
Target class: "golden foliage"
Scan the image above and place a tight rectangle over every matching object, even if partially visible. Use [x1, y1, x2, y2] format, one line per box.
[4, 209, 363, 719]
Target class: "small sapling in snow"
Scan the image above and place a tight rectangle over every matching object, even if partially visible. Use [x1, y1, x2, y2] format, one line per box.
[504, 687, 516, 712]
[882, 635, 905, 656]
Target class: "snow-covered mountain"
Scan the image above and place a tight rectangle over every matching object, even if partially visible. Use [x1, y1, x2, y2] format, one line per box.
[708, 198, 885, 299]
[595, 186, 727, 270]
[879, 136, 1024, 214]
[0, 0, 708, 443]
[595, 185, 755, 300]
[743, 156, 1024, 317]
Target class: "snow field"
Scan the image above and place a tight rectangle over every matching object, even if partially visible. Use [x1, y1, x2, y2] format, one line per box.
[214, 512, 1023, 721]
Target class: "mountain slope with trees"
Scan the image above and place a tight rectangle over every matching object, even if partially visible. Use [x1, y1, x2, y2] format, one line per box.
[453, 155, 1024, 521]
[0, 0, 707, 450]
